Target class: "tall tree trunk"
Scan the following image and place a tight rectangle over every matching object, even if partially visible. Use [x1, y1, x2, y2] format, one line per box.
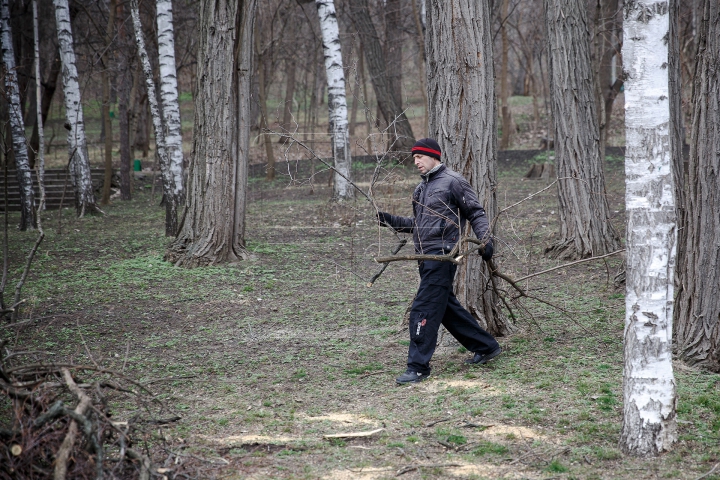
[592, 0, 622, 163]
[315, 0, 352, 200]
[426, 0, 511, 337]
[675, 0, 720, 370]
[32, 0, 45, 213]
[156, 0, 184, 208]
[255, 33, 276, 181]
[279, 57, 297, 139]
[129, 61, 143, 156]
[118, 1, 132, 200]
[308, 45, 320, 194]
[384, 0, 402, 108]
[410, 0, 428, 137]
[1, 0, 34, 230]
[13, 1, 31, 123]
[54, 0, 100, 217]
[166, 0, 256, 267]
[130, 0, 177, 236]
[29, 51, 60, 170]
[350, 0, 415, 154]
[620, 0, 677, 456]
[349, 48, 361, 137]
[360, 46, 372, 152]
[669, 0, 684, 294]
[499, 0, 513, 150]
[101, 0, 117, 205]
[543, 0, 620, 260]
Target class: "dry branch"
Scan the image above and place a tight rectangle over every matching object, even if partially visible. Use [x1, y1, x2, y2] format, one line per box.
[367, 238, 407, 286]
[513, 249, 625, 283]
[396, 463, 461, 476]
[323, 427, 384, 439]
[54, 368, 93, 480]
[0, 351, 180, 477]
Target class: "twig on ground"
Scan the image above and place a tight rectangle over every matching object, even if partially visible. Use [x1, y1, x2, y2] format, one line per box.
[359, 370, 388, 379]
[694, 463, 720, 480]
[460, 422, 493, 429]
[424, 417, 452, 428]
[143, 415, 182, 425]
[396, 463, 461, 476]
[323, 428, 384, 439]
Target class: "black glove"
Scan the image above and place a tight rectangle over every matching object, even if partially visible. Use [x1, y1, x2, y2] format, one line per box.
[376, 211, 392, 227]
[481, 241, 494, 261]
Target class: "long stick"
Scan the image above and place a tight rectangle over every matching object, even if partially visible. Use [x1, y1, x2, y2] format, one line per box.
[513, 249, 625, 283]
[367, 238, 406, 286]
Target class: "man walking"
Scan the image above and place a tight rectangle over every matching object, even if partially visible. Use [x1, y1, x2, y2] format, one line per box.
[377, 138, 502, 384]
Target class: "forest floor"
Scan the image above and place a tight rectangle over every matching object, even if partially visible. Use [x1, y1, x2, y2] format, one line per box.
[3, 148, 720, 480]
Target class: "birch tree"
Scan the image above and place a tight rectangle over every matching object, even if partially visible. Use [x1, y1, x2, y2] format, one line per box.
[315, 0, 352, 200]
[619, 0, 677, 456]
[1, 0, 35, 230]
[130, 0, 180, 236]
[166, 0, 257, 267]
[426, 0, 510, 337]
[33, 0, 45, 213]
[156, 0, 185, 210]
[674, 0, 720, 370]
[544, 0, 621, 260]
[54, 0, 100, 217]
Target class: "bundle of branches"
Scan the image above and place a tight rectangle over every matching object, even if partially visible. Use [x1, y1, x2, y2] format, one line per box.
[0, 341, 173, 479]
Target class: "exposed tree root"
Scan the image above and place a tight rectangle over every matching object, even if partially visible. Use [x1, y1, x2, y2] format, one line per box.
[543, 239, 588, 261]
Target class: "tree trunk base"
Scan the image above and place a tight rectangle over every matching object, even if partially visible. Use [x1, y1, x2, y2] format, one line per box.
[77, 203, 105, 218]
[469, 302, 514, 338]
[164, 241, 250, 268]
[544, 239, 588, 261]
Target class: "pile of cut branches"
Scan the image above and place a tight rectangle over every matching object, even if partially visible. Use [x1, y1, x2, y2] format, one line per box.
[0, 340, 172, 479]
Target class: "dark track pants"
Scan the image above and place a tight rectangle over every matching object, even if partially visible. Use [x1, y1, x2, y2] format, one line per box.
[407, 259, 499, 374]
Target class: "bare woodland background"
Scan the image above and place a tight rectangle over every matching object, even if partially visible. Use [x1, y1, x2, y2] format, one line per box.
[1, 0, 719, 478]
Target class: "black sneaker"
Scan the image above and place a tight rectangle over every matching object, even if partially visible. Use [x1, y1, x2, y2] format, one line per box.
[396, 370, 429, 384]
[465, 346, 503, 365]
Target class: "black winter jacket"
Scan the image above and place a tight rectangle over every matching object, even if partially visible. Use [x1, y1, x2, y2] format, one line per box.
[379, 164, 492, 254]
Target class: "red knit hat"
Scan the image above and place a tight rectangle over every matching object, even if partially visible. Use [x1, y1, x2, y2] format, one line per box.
[411, 138, 442, 160]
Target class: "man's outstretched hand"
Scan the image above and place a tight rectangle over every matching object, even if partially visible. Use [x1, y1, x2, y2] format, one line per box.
[481, 241, 494, 261]
[376, 211, 392, 227]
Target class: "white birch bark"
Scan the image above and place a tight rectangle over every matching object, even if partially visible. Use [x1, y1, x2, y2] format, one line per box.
[1, 0, 35, 230]
[53, 0, 99, 217]
[315, 0, 353, 200]
[33, 0, 45, 216]
[156, 0, 184, 204]
[130, 0, 176, 235]
[620, 0, 677, 456]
